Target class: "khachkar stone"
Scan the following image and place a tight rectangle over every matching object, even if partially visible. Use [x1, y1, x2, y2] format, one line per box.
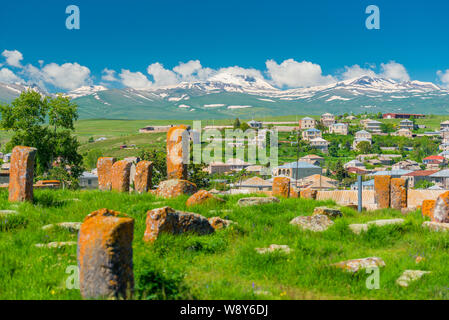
[390, 178, 407, 210]
[167, 125, 189, 180]
[374, 175, 391, 209]
[111, 160, 132, 192]
[97, 157, 116, 191]
[422, 200, 436, 220]
[78, 208, 134, 300]
[134, 161, 153, 193]
[272, 177, 291, 198]
[433, 191, 449, 223]
[9, 146, 37, 202]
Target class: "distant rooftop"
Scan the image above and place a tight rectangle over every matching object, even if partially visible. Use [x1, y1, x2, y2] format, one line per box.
[277, 161, 321, 169]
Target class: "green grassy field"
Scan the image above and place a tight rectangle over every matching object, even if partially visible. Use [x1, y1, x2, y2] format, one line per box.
[1, 189, 448, 300]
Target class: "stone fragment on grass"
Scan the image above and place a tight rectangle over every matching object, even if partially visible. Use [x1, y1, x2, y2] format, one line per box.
[35, 241, 77, 248]
[78, 208, 134, 300]
[0, 210, 19, 217]
[290, 214, 334, 232]
[433, 191, 449, 223]
[155, 179, 197, 198]
[208, 217, 235, 230]
[42, 222, 81, 233]
[186, 190, 224, 207]
[143, 207, 214, 242]
[396, 270, 430, 287]
[313, 207, 342, 219]
[255, 244, 291, 255]
[332, 257, 386, 273]
[237, 197, 280, 207]
[422, 221, 449, 232]
[349, 224, 368, 235]
[300, 188, 317, 200]
[349, 219, 405, 234]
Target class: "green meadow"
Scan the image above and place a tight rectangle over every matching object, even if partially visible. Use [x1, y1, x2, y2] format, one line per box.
[0, 189, 448, 300]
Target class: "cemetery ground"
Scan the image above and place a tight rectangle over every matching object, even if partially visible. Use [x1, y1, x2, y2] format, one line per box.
[1, 188, 449, 300]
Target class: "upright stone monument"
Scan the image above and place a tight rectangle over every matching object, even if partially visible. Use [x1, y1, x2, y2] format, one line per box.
[272, 177, 291, 198]
[374, 175, 391, 209]
[9, 146, 37, 202]
[134, 161, 153, 193]
[166, 125, 189, 180]
[111, 160, 132, 192]
[97, 157, 116, 191]
[78, 208, 134, 300]
[390, 178, 407, 210]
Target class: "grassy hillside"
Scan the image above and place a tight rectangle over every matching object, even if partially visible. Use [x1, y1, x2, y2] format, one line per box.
[0, 189, 447, 300]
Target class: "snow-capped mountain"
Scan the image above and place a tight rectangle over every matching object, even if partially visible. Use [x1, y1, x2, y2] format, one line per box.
[0, 75, 448, 119]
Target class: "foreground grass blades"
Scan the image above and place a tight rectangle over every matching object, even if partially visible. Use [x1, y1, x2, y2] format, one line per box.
[0, 189, 448, 300]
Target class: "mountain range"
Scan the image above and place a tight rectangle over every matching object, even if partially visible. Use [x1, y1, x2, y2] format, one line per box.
[0, 74, 448, 119]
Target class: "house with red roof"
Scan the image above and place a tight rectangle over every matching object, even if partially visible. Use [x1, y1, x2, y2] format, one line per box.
[402, 170, 439, 188]
[423, 156, 447, 169]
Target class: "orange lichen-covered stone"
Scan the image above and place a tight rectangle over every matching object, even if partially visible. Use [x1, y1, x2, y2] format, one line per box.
[433, 191, 449, 223]
[300, 188, 317, 200]
[134, 161, 153, 193]
[422, 200, 436, 220]
[97, 157, 116, 191]
[167, 125, 189, 180]
[143, 207, 214, 242]
[155, 179, 197, 198]
[272, 177, 291, 198]
[186, 190, 224, 207]
[208, 217, 234, 230]
[390, 178, 407, 210]
[374, 175, 391, 209]
[77, 208, 134, 300]
[111, 160, 132, 192]
[8, 146, 37, 202]
[289, 188, 299, 198]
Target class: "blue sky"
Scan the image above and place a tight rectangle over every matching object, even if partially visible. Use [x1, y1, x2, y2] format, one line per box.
[1, 0, 449, 91]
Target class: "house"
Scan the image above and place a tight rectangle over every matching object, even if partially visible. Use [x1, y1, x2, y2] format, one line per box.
[351, 179, 375, 191]
[344, 160, 365, 170]
[207, 159, 251, 174]
[302, 128, 322, 141]
[79, 171, 98, 189]
[429, 170, 449, 189]
[392, 160, 420, 171]
[272, 161, 322, 180]
[347, 167, 369, 175]
[441, 128, 449, 143]
[299, 117, 316, 130]
[355, 130, 372, 140]
[440, 143, 449, 152]
[299, 154, 324, 166]
[423, 155, 446, 168]
[395, 128, 413, 138]
[139, 125, 176, 133]
[439, 150, 449, 160]
[441, 121, 449, 131]
[365, 120, 382, 134]
[248, 120, 263, 129]
[236, 176, 272, 192]
[346, 115, 356, 120]
[399, 119, 414, 131]
[299, 174, 338, 190]
[383, 113, 425, 119]
[329, 123, 348, 135]
[371, 170, 413, 179]
[321, 113, 336, 127]
[95, 137, 107, 142]
[403, 170, 439, 188]
[310, 137, 330, 153]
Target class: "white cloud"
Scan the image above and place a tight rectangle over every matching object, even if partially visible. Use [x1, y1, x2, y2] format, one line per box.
[265, 59, 336, 88]
[437, 70, 449, 89]
[147, 63, 178, 86]
[380, 61, 410, 81]
[119, 69, 153, 89]
[101, 68, 118, 82]
[0, 68, 23, 83]
[342, 64, 377, 80]
[173, 60, 202, 79]
[39, 62, 92, 90]
[2, 50, 24, 68]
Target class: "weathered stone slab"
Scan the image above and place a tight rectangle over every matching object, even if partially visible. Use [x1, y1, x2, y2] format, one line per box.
[349, 219, 405, 234]
[313, 207, 342, 219]
[111, 160, 132, 192]
[208, 217, 235, 230]
[255, 244, 291, 255]
[9, 146, 37, 202]
[78, 208, 134, 300]
[155, 179, 197, 198]
[42, 222, 81, 233]
[396, 270, 430, 287]
[134, 161, 153, 193]
[237, 197, 280, 207]
[186, 190, 224, 207]
[290, 215, 334, 232]
[349, 224, 368, 235]
[422, 221, 449, 232]
[332, 257, 386, 273]
[391, 178, 407, 210]
[0, 210, 19, 217]
[35, 241, 77, 249]
[422, 200, 436, 220]
[272, 177, 290, 198]
[143, 207, 214, 242]
[374, 175, 391, 209]
[166, 125, 189, 180]
[97, 157, 116, 191]
[433, 191, 449, 223]
[300, 188, 317, 200]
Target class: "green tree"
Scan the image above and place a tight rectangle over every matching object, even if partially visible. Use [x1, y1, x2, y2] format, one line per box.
[84, 149, 103, 169]
[233, 118, 241, 129]
[0, 90, 83, 179]
[139, 148, 167, 186]
[356, 141, 372, 154]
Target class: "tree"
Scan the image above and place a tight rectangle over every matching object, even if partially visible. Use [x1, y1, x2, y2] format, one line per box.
[380, 123, 395, 133]
[233, 118, 241, 129]
[240, 122, 250, 132]
[0, 90, 83, 180]
[139, 148, 167, 186]
[356, 141, 372, 154]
